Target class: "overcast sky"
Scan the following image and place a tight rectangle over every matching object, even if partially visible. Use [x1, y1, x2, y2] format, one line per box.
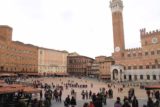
[0, 0, 160, 58]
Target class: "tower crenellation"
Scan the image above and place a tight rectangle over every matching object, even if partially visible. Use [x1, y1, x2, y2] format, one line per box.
[125, 47, 142, 52]
[140, 28, 146, 36]
[140, 28, 160, 38]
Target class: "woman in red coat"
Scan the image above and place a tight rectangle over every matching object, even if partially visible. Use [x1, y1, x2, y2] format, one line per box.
[89, 101, 95, 107]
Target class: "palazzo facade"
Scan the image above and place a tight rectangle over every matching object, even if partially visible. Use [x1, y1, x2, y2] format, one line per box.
[38, 48, 68, 75]
[0, 25, 38, 74]
[110, 0, 160, 82]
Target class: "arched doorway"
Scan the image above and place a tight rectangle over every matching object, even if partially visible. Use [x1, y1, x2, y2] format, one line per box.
[113, 69, 118, 80]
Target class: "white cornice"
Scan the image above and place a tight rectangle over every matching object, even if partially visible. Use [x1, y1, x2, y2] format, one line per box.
[110, 0, 123, 13]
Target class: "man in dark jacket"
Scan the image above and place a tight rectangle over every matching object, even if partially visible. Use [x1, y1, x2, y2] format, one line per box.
[132, 96, 139, 107]
[94, 93, 103, 107]
[147, 97, 154, 107]
[122, 100, 131, 107]
[70, 96, 76, 107]
[64, 95, 70, 107]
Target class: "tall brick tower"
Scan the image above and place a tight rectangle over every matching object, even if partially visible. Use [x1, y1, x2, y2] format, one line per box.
[0, 25, 12, 43]
[110, 0, 125, 52]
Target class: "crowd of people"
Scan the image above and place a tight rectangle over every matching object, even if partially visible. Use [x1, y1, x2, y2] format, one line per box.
[0, 76, 160, 107]
[21, 77, 160, 107]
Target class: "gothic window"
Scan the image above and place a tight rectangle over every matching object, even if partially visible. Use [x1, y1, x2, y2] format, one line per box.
[139, 65, 143, 69]
[157, 50, 160, 54]
[124, 75, 126, 79]
[133, 53, 136, 57]
[133, 66, 137, 69]
[155, 59, 158, 64]
[145, 52, 149, 56]
[128, 66, 131, 70]
[138, 53, 142, 56]
[69, 60, 73, 64]
[134, 75, 137, 80]
[146, 65, 150, 69]
[147, 75, 150, 80]
[127, 54, 131, 57]
[140, 75, 143, 80]
[153, 75, 156, 80]
[151, 51, 155, 55]
[129, 75, 132, 81]
[152, 65, 156, 69]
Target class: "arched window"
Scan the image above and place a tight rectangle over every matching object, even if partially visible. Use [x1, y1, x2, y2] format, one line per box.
[134, 75, 137, 80]
[147, 75, 150, 80]
[153, 75, 156, 80]
[124, 75, 126, 79]
[140, 75, 143, 80]
[129, 75, 132, 81]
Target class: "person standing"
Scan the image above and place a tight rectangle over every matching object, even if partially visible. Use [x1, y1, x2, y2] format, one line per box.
[70, 96, 77, 107]
[83, 102, 89, 107]
[114, 97, 122, 107]
[147, 97, 154, 107]
[89, 101, 95, 107]
[86, 90, 88, 100]
[89, 90, 92, 99]
[59, 89, 62, 102]
[132, 96, 139, 107]
[40, 90, 43, 100]
[122, 100, 131, 107]
[64, 95, 70, 107]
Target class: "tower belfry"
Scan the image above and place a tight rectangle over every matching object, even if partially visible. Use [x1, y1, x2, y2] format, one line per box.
[110, 0, 125, 52]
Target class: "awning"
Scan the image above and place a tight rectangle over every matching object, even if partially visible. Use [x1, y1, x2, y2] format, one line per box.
[18, 73, 40, 76]
[100, 75, 111, 79]
[23, 87, 41, 94]
[0, 87, 22, 94]
[0, 80, 5, 83]
[0, 73, 17, 77]
[54, 72, 69, 76]
[0, 84, 40, 94]
[145, 85, 160, 90]
[0, 84, 24, 94]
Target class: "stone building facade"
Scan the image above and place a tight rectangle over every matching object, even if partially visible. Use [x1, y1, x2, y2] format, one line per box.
[110, 0, 160, 82]
[0, 25, 38, 73]
[88, 61, 99, 78]
[95, 56, 114, 80]
[67, 55, 94, 76]
[38, 48, 68, 75]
